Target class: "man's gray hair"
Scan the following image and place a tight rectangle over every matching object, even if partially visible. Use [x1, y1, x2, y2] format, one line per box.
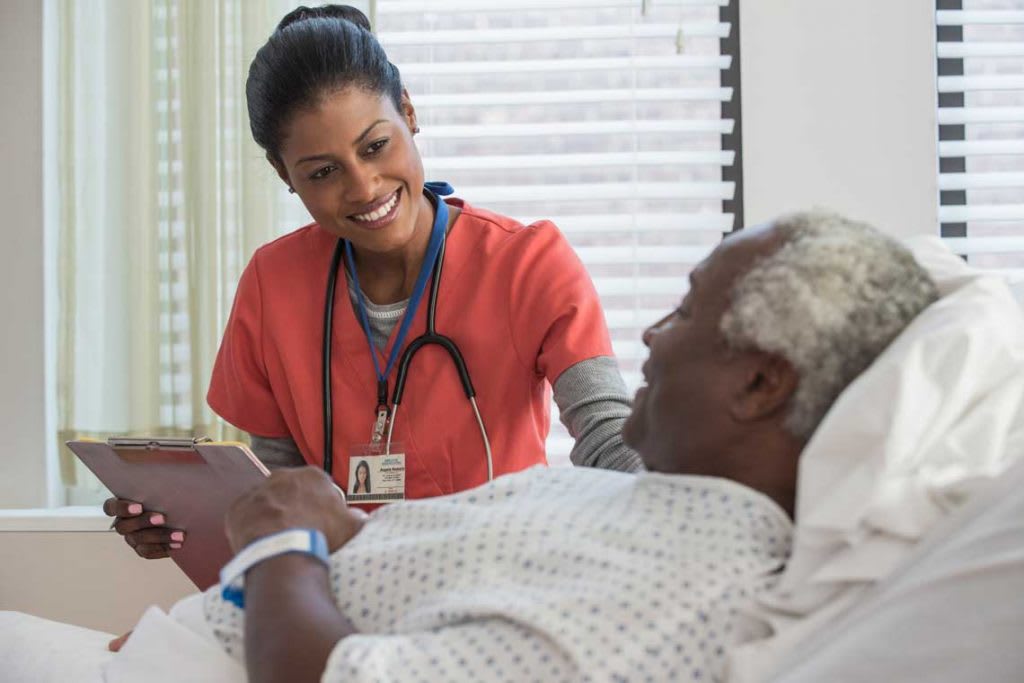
[719, 211, 939, 439]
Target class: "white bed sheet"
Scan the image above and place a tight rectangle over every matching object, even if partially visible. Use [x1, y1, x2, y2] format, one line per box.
[0, 610, 113, 683]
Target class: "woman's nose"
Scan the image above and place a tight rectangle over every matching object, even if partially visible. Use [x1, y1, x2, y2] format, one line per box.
[345, 164, 378, 204]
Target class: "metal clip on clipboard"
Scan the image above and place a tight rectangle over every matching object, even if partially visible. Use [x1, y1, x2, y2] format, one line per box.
[107, 436, 213, 450]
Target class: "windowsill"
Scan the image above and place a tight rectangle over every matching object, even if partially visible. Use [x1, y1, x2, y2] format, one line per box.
[0, 506, 110, 532]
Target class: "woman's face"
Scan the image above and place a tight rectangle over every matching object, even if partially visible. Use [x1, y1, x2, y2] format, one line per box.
[357, 465, 368, 484]
[274, 88, 429, 256]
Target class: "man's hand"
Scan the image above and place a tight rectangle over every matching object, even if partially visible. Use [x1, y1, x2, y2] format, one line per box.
[224, 467, 367, 554]
[108, 630, 132, 652]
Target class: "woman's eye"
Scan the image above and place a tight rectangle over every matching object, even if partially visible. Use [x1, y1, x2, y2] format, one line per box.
[310, 165, 336, 180]
[365, 139, 388, 156]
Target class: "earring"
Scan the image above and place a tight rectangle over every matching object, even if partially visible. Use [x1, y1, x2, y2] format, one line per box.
[288, 187, 296, 194]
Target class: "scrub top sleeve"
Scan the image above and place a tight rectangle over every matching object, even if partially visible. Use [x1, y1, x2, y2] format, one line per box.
[508, 222, 613, 384]
[206, 256, 291, 437]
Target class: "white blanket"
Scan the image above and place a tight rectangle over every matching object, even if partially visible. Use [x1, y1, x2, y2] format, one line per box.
[0, 611, 112, 683]
[204, 467, 793, 682]
[0, 468, 793, 683]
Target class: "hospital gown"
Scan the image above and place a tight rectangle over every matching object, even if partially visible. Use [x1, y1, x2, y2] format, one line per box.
[204, 466, 792, 682]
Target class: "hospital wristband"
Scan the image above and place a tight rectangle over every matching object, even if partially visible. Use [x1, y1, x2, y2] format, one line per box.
[219, 528, 329, 609]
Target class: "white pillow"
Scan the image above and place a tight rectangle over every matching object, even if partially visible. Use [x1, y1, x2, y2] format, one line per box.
[776, 235, 1024, 601]
[1010, 277, 1024, 310]
[727, 236, 1024, 681]
[769, 456, 1024, 683]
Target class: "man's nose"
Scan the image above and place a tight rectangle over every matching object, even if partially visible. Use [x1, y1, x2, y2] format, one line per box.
[642, 312, 673, 347]
[642, 325, 655, 348]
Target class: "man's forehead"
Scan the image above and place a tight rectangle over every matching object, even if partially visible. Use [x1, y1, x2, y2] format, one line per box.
[698, 222, 782, 289]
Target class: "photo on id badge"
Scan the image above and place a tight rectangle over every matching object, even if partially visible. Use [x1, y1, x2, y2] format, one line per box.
[347, 444, 406, 504]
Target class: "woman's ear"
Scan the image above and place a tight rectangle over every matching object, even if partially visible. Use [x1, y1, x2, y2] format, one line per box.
[729, 352, 798, 423]
[267, 152, 292, 189]
[400, 88, 418, 134]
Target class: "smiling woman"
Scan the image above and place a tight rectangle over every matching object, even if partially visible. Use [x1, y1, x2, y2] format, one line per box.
[102, 3, 641, 560]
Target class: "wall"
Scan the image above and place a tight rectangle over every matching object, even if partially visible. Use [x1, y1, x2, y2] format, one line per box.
[0, 1, 49, 508]
[0, 517, 195, 634]
[740, 0, 939, 237]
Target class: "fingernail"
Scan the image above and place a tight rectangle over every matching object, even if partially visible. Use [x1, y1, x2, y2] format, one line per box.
[169, 542, 182, 549]
[127, 503, 143, 515]
[150, 514, 165, 525]
[170, 531, 184, 542]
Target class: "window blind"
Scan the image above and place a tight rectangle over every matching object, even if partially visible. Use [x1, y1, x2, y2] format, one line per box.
[936, 1, 1024, 280]
[375, 0, 741, 464]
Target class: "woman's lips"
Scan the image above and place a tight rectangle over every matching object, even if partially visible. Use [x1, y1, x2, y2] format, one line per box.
[348, 188, 401, 231]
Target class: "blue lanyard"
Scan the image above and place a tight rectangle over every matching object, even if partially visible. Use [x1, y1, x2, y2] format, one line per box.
[344, 181, 454, 412]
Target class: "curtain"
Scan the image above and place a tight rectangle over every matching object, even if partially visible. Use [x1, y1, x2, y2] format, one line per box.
[55, 0, 297, 503]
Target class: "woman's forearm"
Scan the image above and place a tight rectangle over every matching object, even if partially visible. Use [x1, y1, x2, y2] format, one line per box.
[244, 553, 355, 683]
[554, 356, 644, 472]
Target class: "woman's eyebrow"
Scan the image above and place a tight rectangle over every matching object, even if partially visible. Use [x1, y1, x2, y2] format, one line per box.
[295, 120, 389, 164]
[352, 119, 388, 145]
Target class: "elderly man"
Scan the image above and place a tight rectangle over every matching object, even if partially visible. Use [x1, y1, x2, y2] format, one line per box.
[193, 211, 939, 683]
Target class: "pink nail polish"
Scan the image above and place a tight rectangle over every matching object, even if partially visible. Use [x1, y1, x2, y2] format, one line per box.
[150, 514, 165, 525]
[170, 531, 184, 542]
[169, 542, 182, 550]
[127, 503, 142, 515]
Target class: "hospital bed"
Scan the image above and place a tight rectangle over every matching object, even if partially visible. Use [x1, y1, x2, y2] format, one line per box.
[1, 239, 1023, 682]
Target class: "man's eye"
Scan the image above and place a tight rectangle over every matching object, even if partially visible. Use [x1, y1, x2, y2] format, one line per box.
[310, 165, 336, 180]
[675, 306, 691, 320]
[365, 139, 388, 156]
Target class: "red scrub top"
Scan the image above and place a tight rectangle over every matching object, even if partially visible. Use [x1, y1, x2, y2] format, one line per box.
[207, 198, 612, 499]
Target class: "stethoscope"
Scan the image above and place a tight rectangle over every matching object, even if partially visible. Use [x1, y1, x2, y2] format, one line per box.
[320, 181, 493, 484]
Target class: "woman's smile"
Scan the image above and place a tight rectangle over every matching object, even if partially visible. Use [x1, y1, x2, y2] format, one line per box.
[348, 187, 402, 231]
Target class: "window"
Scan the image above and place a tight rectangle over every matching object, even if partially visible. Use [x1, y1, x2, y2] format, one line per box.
[375, 0, 742, 463]
[936, 0, 1024, 278]
[49, 0, 741, 505]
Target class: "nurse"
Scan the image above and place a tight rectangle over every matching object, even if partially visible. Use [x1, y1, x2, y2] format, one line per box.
[105, 4, 639, 559]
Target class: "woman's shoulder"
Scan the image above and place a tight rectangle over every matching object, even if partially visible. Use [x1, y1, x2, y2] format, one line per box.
[249, 222, 335, 276]
[455, 200, 571, 254]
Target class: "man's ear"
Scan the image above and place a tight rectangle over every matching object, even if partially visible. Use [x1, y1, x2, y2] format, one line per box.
[400, 88, 418, 133]
[729, 352, 798, 423]
[267, 152, 291, 188]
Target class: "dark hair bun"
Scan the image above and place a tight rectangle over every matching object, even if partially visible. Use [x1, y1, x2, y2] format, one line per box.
[247, 3, 400, 158]
[276, 4, 372, 33]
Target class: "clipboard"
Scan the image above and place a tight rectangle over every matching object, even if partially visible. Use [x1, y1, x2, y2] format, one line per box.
[66, 437, 270, 590]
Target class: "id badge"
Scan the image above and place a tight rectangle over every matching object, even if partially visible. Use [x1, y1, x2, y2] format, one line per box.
[347, 443, 406, 504]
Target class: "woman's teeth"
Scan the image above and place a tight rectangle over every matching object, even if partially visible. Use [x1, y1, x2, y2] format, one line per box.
[352, 191, 398, 223]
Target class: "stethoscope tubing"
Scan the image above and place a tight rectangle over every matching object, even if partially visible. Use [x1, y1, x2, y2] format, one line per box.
[321, 240, 346, 476]
[321, 188, 493, 486]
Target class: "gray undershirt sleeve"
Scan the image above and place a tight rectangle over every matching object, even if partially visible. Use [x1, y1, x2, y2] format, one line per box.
[553, 356, 644, 473]
[249, 435, 306, 469]
[252, 284, 642, 473]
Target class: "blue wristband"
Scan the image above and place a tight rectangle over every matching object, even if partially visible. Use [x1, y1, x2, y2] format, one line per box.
[219, 528, 329, 609]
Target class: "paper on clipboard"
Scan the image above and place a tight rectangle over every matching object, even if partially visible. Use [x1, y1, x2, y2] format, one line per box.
[67, 438, 270, 590]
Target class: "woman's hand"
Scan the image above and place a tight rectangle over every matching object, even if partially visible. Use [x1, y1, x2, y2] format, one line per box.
[103, 498, 185, 560]
[224, 467, 366, 554]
